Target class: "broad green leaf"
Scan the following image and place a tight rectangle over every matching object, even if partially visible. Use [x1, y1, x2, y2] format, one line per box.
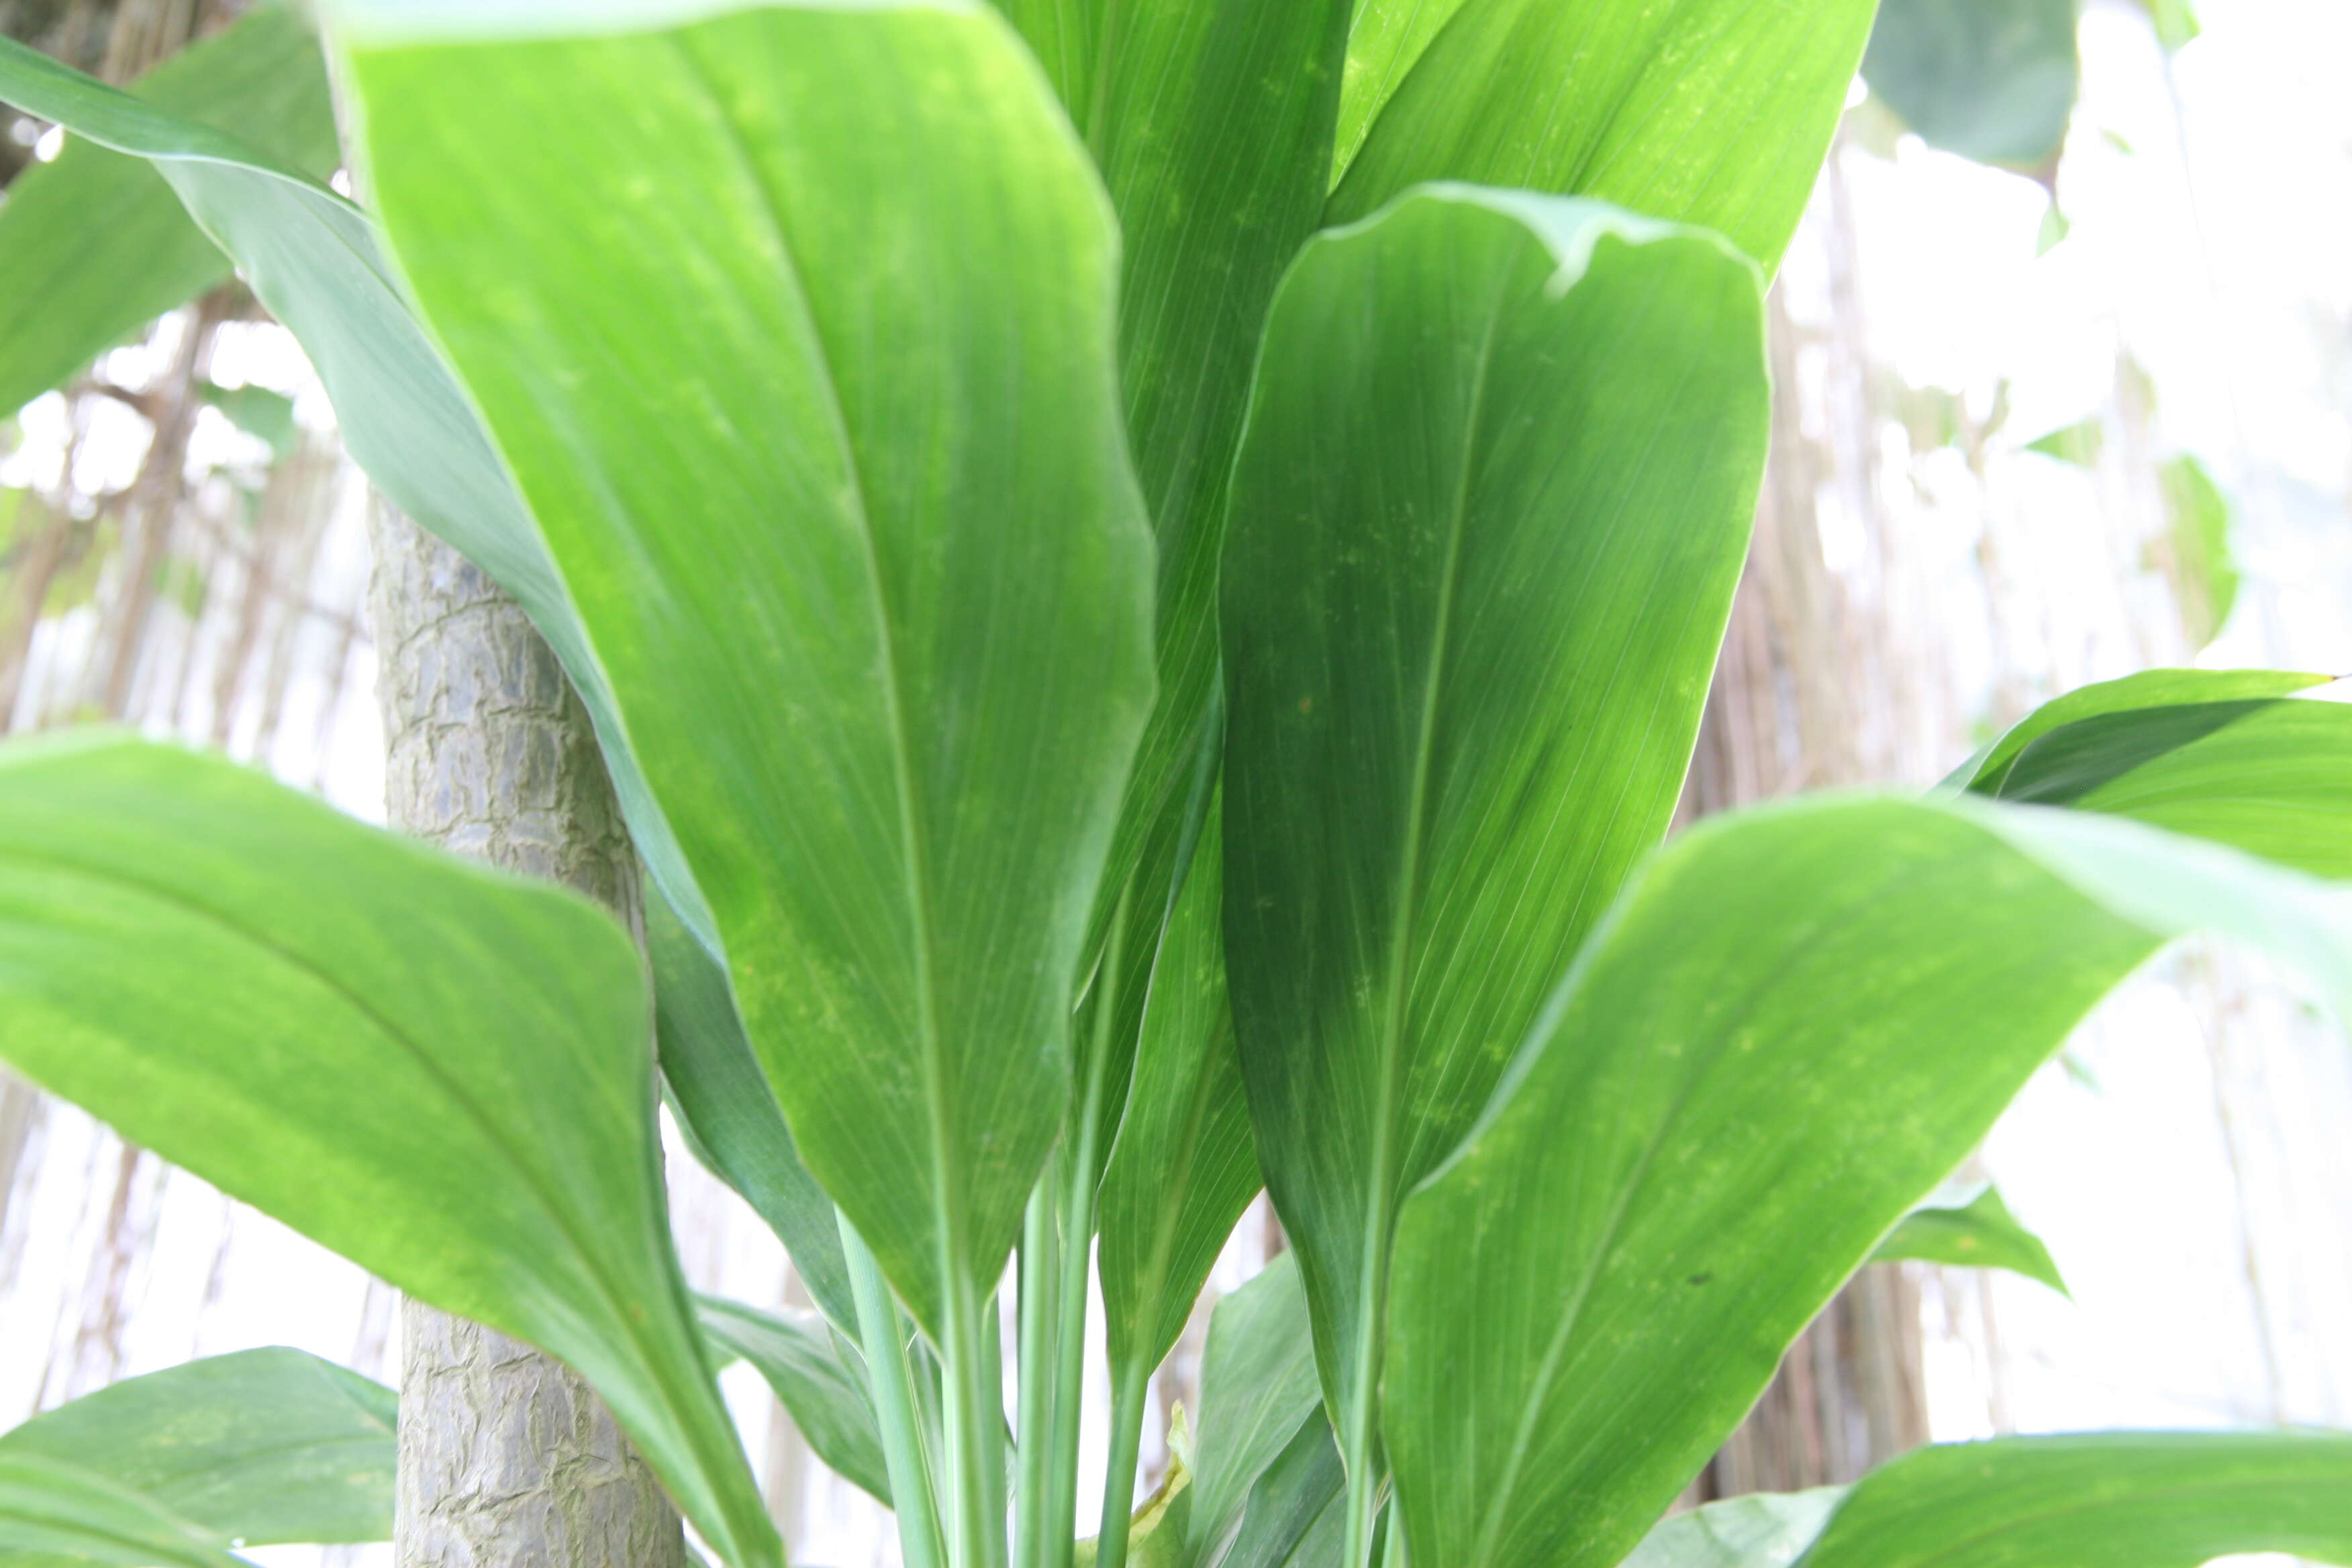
[1098, 791, 1261, 1387]
[2155, 454, 2239, 648]
[1328, 0, 1880, 276]
[0, 1453, 248, 1568]
[1220, 189, 1767, 1464]
[1620, 1490, 1844, 1568]
[0, 6, 337, 419]
[1861, 0, 2079, 167]
[1869, 1181, 2068, 1295]
[1187, 1255, 1324, 1557]
[1959, 668, 2334, 794]
[697, 1296, 890, 1506]
[0, 1349, 394, 1553]
[198, 382, 299, 458]
[1202, 1416, 1344, 1568]
[1797, 1430, 2352, 1568]
[653, 897, 856, 1339]
[337, 1, 1155, 1359]
[0, 35, 718, 958]
[0, 736, 773, 1568]
[1383, 792, 2352, 1568]
[1993, 699, 2352, 877]
[993, 0, 1353, 1033]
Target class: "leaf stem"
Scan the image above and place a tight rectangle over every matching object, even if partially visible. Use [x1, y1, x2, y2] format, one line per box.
[1014, 1179, 1060, 1568]
[1091, 1357, 1152, 1568]
[840, 1210, 946, 1568]
[943, 1268, 1009, 1568]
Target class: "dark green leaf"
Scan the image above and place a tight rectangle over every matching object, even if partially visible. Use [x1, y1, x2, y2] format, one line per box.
[338, 0, 1155, 1350]
[0, 1349, 394, 1552]
[1383, 793, 2352, 1568]
[1959, 669, 2334, 795]
[1861, 0, 2079, 166]
[1797, 1430, 2352, 1568]
[1220, 188, 1767, 1462]
[0, 6, 336, 418]
[696, 1296, 890, 1506]
[1329, 0, 1881, 275]
[1870, 1182, 2067, 1295]
[1202, 1416, 1344, 1568]
[0, 735, 772, 1568]
[1620, 1489, 1844, 1568]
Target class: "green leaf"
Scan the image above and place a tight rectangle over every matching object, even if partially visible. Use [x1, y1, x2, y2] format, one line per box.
[0, 1349, 395, 1553]
[336, 0, 1155, 1350]
[0, 32, 720, 959]
[2139, 0, 2201, 52]
[652, 896, 856, 1340]
[2155, 454, 2240, 648]
[1099, 790, 1261, 1387]
[1959, 668, 2335, 794]
[1202, 1416, 1344, 1568]
[0, 735, 773, 1568]
[0, 1453, 249, 1568]
[0, 5, 337, 418]
[1796, 1430, 2352, 1568]
[1992, 698, 2352, 879]
[696, 1295, 891, 1506]
[1220, 189, 1767, 1476]
[1870, 1181, 2068, 1295]
[2025, 418, 2104, 467]
[197, 381, 298, 459]
[1620, 1490, 1845, 1568]
[1382, 793, 2352, 1568]
[1187, 1254, 1325, 1557]
[1861, 0, 2080, 167]
[1328, 0, 1880, 276]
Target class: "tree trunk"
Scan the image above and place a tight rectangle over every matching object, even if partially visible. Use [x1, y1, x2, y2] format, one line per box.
[368, 496, 687, 1568]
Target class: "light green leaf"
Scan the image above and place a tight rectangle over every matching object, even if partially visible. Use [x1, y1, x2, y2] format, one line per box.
[336, 1, 1155, 1373]
[1383, 793, 2352, 1568]
[1201, 1416, 1344, 1568]
[1796, 1430, 2352, 1568]
[1959, 668, 2335, 795]
[653, 897, 856, 1340]
[1328, 0, 1879, 276]
[197, 382, 298, 459]
[1187, 1255, 1325, 1558]
[697, 1296, 890, 1507]
[0, 1453, 249, 1568]
[1870, 1182, 2067, 1295]
[2155, 454, 2239, 648]
[2025, 418, 2104, 467]
[0, 5, 337, 419]
[0, 1349, 394, 1553]
[1220, 188, 1767, 1477]
[2140, 0, 2201, 52]
[1861, 0, 2079, 167]
[0, 735, 772, 1568]
[1620, 1490, 1845, 1568]
[1099, 791, 1261, 1391]
[0, 33, 718, 958]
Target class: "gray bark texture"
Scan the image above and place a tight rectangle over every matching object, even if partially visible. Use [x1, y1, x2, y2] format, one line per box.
[368, 496, 688, 1568]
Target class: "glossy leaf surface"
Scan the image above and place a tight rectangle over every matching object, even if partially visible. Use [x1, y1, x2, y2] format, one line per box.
[0, 736, 771, 1568]
[697, 1296, 889, 1506]
[0, 1349, 394, 1553]
[1870, 1182, 2067, 1295]
[340, 0, 1155, 1340]
[1221, 188, 1766, 1448]
[1959, 668, 2334, 794]
[1862, 0, 2079, 166]
[0, 6, 336, 418]
[1384, 794, 2352, 1568]
[1329, 0, 1881, 275]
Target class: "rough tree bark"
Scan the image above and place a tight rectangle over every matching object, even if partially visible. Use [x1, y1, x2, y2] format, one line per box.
[369, 496, 687, 1568]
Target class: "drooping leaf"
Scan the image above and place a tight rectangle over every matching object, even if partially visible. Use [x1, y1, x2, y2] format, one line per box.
[1796, 1430, 2352, 1568]
[1099, 790, 1261, 1388]
[1957, 668, 2335, 794]
[0, 5, 337, 419]
[1620, 1489, 1845, 1568]
[2154, 454, 2239, 648]
[0, 33, 718, 957]
[1220, 189, 1767, 1465]
[1383, 793, 2352, 1568]
[696, 1296, 889, 1506]
[0, 1349, 395, 1552]
[0, 736, 773, 1568]
[0, 1453, 249, 1568]
[336, 0, 1156, 1365]
[1861, 0, 2080, 167]
[1869, 1181, 2068, 1295]
[652, 897, 855, 1339]
[1328, 0, 1881, 276]
[1186, 1254, 1325, 1558]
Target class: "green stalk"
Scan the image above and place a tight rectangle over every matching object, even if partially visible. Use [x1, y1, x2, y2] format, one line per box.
[1090, 1360, 1152, 1568]
[942, 1267, 1010, 1568]
[1340, 1368, 1383, 1568]
[1013, 1179, 1061, 1568]
[840, 1210, 946, 1568]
